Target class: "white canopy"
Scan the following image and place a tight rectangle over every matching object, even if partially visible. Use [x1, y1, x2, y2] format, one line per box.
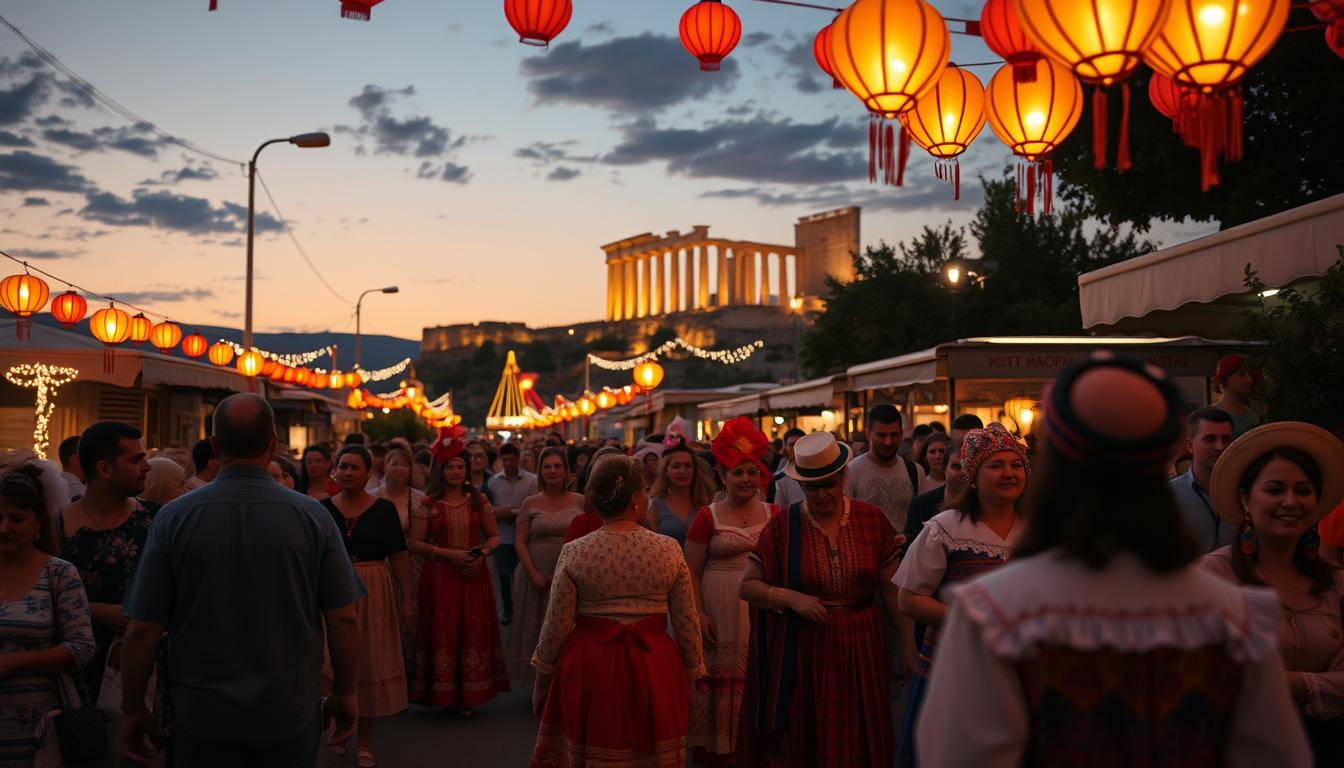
[1078, 193, 1344, 336]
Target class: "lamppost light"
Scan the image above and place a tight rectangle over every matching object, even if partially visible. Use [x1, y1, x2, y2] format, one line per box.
[289, 132, 331, 148]
[382, 286, 400, 294]
[946, 265, 961, 285]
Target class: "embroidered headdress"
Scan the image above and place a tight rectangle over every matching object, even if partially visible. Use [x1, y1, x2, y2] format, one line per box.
[710, 416, 771, 484]
[430, 425, 468, 465]
[960, 422, 1029, 483]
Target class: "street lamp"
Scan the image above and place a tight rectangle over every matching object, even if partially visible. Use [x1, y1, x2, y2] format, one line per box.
[789, 293, 804, 382]
[355, 285, 399, 370]
[244, 132, 331, 352]
[943, 260, 991, 339]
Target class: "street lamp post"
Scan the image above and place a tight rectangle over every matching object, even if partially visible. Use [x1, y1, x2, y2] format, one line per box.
[789, 294, 804, 382]
[244, 132, 331, 353]
[355, 285, 400, 370]
[943, 261, 990, 340]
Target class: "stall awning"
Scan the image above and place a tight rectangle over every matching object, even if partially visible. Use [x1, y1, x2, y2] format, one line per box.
[1079, 193, 1344, 335]
[140, 357, 251, 392]
[698, 392, 763, 421]
[764, 376, 841, 410]
[846, 348, 939, 391]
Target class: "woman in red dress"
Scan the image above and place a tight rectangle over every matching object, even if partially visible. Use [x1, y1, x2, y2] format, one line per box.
[408, 427, 509, 716]
[737, 431, 905, 767]
[530, 454, 707, 767]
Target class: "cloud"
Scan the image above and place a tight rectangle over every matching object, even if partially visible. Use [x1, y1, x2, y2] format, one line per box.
[108, 288, 215, 304]
[602, 115, 866, 184]
[773, 40, 827, 95]
[79, 189, 282, 235]
[340, 85, 473, 182]
[514, 140, 598, 167]
[40, 123, 172, 159]
[585, 21, 614, 34]
[520, 33, 739, 113]
[0, 54, 95, 125]
[0, 129, 33, 147]
[7, 247, 82, 260]
[140, 161, 220, 185]
[546, 166, 581, 182]
[22, 196, 49, 206]
[0, 150, 94, 192]
[700, 171, 986, 213]
[743, 32, 774, 46]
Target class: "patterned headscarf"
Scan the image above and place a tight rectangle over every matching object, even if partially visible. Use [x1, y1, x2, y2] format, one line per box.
[710, 416, 771, 486]
[960, 422, 1029, 483]
[430, 425, 468, 465]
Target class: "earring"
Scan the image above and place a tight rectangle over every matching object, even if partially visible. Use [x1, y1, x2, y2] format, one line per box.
[1302, 526, 1320, 560]
[1239, 513, 1257, 557]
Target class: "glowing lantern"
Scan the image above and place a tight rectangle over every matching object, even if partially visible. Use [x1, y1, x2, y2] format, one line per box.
[50, 290, 87, 328]
[338, 0, 382, 21]
[1004, 395, 1039, 434]
[679, 0, 742, 72]
[0, 272, 50, 340]
[980, 0, 1043, 84]
[596, 390, 614, 409]
[89, 305, 131, 373]
[282, 367, 298, 384]
[344, 371, 362, 389]
[504, 0, 572, 47]
[812, 20, 841, 89]
[236, 350, 264, 378]
[208, 342, 235, 367]
[633, 360, 665, 391]
[1143, 0, 1290, 190]
[295, 368, 311, 386]
[268, 364, 289, 382]
[329, 372, 345, 389]
[181, 333, 209, 358]
[902, 66, 986, 200]
[578, 397, 595, 416]
[347, 390, 365, 410]
[149, 321, 182, 354]
[985, 58, 1083, 215]
[1013, 0, 1171, 169]
[1148, 72, 1200, 146]
[830, 0, 950, 186]
[125, 313, 152, 346]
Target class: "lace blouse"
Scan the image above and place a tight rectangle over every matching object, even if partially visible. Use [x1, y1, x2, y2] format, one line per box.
[531, 527, 706, 680]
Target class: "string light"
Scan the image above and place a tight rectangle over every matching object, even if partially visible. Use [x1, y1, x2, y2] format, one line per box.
[587, 338, 765, 371]
[221, 340, 333, 367]
[5, 363, 78, 459]
[358, 357, 413, 382]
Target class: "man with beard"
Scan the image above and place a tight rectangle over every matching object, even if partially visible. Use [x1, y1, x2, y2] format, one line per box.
[1170, 407, 1236, 552]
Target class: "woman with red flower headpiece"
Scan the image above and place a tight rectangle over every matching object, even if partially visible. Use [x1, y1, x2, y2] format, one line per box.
[685, 418, 778, 767]
[407, 427, 509, 717]
[1211, 354, 1264, 437]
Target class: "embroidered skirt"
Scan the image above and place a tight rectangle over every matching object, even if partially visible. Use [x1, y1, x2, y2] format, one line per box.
[324, 561, 408, 718]
[531, 615, 689, 768]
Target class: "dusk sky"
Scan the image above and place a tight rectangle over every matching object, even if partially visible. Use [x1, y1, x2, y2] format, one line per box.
[0, 0, 1214, 341]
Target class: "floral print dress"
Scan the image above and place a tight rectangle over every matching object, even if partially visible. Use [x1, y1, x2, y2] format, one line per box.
[58, 501, 157, 697]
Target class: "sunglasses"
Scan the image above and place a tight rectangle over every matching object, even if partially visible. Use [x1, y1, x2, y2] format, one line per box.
[799, 477, 840, 491]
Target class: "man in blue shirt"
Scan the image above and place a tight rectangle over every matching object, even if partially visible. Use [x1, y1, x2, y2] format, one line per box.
[120, 393, 364, 766]
[1171, 407, 1237, 553]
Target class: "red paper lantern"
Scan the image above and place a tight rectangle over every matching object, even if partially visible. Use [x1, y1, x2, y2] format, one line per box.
[338, 0, 383, 21]
[0, 272, 49, 340]
[181, 333, 209, 358]
[50, 290, 87, 328]
[979, 0, 1042, 84]
[149, 321, 182, 354]
[679, 0, 743, 72]
[504, 0, 572, 47]
[261, 359, 279, 377]
[127, 313, 153, 346]
[812, 21, 841, 89]
[208, 341, 235, 367]
[1147, 72, 1200, 147]
[295, 368, 312, 386]
[1328, 19, 1344, 59]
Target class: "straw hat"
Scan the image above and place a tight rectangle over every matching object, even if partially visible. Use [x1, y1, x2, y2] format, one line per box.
[1209, 421, 1344, 526]
[783, 432, 851, 483]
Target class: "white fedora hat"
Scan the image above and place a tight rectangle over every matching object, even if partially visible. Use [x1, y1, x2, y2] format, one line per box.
[783, 432, 851, 483]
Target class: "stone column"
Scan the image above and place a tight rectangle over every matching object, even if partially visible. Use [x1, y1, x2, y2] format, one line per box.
[734, 251, 746, 304]
[760, 252, 771, 305]
[674, 250, 685, 313]
[651, 252, 662, 316]
[744, 252, 756, 306]
[784, 254, 796, 303]
[717, 247, 730, 307]
[606, 261, 617, 320]
[698, 246, 710, 308]
[624, 257, 636, 320]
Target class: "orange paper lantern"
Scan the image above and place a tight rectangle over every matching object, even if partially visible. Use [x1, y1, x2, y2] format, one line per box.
[295, 368, 312, 386]
[149, 321, 182, 354]
[344, 371, 362, 389]
[679, 0, 742, 72]
[902, 66, 986, 200]
[208, 342, 236, 367]
[504, 0, 572, 47]
[329, 372, 344, 389]
[236, 350, 264, 378]
[181, 333, 209, 358]
[633, 360, 665, 391]
[90, 305, 131, 373]
[1143, 0, 1290, 189]
[985, 58, 1083, 214]
[50, 290, 87, 328]
[0, 272, 50, 340]
[980, 0, 1043, 84]
[812, 20, 841, 89]
[126, 313, 152, 346]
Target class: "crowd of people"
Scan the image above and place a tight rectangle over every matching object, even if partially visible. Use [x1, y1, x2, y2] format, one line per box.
[0, 353, 1339, 766]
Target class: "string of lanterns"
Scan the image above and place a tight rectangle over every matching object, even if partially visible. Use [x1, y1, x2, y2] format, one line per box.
[587, 338, 765, 371]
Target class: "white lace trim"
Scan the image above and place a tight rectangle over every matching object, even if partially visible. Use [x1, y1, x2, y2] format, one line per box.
[923, 519, 1011, 559]
[957, 582, 1282, 664]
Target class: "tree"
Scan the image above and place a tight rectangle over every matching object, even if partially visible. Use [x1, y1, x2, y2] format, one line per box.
[1243, 254, 1344, 431]
[520, 339, 555, 373]
[362, 409, 436, 442]
[1053, 11, 1344, 230]
[801, 175, 1153, 375]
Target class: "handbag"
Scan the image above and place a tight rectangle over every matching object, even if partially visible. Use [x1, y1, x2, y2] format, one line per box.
[51, 669, 109, 764]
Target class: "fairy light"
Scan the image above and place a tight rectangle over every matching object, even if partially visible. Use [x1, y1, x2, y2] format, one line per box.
[357, 357, 413, 383]
[221, 340, 333, 367]
[5, 363, 78, 459]
[587, 338, 765, 371]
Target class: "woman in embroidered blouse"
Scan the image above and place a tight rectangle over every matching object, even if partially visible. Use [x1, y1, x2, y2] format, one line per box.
[917, 354, 1311, 768]
[893, 422, 1027, 768]
[737, 431, 904, 768]
[0, 461, 95, 768]
[1202, 421, 1344, 765]
[408, 429, 509, 717]
[647, 442, 716, 548]
[685, 419, 775, 767]
[530, 455, 706, 768]
[508, 447, 585, 687]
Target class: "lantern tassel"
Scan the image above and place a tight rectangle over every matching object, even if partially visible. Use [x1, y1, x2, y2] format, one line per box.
[1026, 161, 1037, 216]
[1042, 158, 1053, 215]
[1117, 82, 1132, 172]
[1009, 53, 1039, 84]
[103, 349, 115, 375]
[869, 117, 878, 183]
[15, 318, 29, 341]
[832, 77, 842, 90]
[885, 123, 896, 186]
[954, 159, 960, 201]
[1092, 86, 1107, 170]
[209, 0, 217, 9]
[340, 1, 371, 20]
[895, 123, 910, 187]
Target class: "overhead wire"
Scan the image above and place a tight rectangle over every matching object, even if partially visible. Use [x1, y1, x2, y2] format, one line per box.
[253, 170, 354, 305]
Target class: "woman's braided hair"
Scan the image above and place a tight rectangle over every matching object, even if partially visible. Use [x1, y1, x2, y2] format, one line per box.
[584, 454, 645, 520]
